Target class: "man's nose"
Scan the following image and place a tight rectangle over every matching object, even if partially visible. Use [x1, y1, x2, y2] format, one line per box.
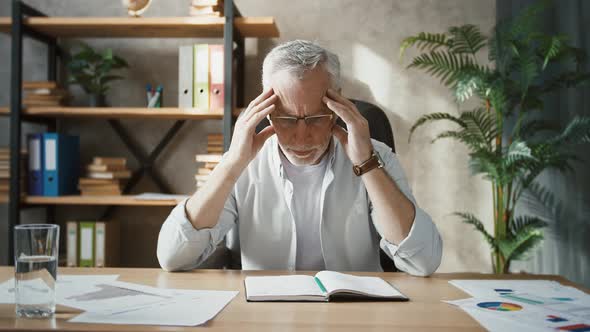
[294, 118, 309, 141]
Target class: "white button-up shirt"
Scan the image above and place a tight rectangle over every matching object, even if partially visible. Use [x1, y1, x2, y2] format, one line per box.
[157, 136, 443, 276]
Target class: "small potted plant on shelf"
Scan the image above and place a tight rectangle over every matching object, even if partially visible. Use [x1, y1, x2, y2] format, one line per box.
[66, 43, 129, 107]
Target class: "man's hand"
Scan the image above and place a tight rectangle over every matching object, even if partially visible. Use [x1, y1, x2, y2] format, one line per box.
[226, 88, 277, 168]
[323, 88, 373, 165]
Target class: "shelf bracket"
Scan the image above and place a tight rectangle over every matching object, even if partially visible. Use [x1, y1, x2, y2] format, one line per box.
[100, 119, 186, 219]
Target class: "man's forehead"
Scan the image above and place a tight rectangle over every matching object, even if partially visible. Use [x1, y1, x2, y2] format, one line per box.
[271, 69, 330, 110]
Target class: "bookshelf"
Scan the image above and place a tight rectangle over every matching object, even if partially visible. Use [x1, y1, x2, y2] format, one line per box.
[0, 106, 245, 119]
[0, 16, 279, 38]
[24, 195, 183, 206]
[3, 0, 279, 265]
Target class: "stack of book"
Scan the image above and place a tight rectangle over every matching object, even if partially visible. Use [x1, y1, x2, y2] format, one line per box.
[78, 157, 131, 196]
[189, 0, 224, 17]
[22, 81, 68, 107]
[0, 148, 26, 198]
[194, 134, 223, 190]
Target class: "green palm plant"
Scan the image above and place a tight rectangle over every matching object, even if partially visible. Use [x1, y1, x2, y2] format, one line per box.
[400, 1, 590, 274]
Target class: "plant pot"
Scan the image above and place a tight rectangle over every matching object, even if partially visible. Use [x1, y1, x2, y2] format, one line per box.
[88, 94, 107, 107]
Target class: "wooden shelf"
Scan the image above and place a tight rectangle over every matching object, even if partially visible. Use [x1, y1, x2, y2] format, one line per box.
[0, 16, 279, 38]
[0, 106, 244, 119]
[24, 195, 183, 206]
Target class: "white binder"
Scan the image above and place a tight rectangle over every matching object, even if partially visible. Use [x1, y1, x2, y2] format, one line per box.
[178, 45, 193, 108]
[66, 221, 78, 267]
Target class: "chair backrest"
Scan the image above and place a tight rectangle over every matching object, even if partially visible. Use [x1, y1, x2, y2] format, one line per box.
[231, 99, 398, 272]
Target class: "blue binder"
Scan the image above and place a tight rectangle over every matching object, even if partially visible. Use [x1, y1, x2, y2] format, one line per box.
[27, 133, 44, 196]
[42, 133, 80, 196]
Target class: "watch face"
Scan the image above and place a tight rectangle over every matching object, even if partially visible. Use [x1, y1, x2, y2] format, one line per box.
[353, 165, 361, 176]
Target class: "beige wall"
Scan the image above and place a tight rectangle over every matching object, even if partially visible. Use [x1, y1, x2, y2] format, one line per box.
[0, 0, 496, 272]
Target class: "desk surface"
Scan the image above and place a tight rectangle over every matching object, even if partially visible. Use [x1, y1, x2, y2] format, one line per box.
[0, 267, 588, 331]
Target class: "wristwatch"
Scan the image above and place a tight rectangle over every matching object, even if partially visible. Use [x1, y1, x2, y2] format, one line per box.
[353, 150, 384, 176]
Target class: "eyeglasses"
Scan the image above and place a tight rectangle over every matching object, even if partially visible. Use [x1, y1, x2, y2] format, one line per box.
[267, 113, 335, 129]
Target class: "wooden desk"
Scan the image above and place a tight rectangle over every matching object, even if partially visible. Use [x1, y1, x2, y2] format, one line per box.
[0, 267, 587, 331]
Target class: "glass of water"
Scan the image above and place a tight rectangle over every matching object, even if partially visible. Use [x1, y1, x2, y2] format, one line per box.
[14, 224, 60, 318]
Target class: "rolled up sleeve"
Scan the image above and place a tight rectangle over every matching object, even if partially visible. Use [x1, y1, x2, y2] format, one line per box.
[380, 207, 442, 276]
[372, 141, 443, 277]
[157, 193, 237, 272]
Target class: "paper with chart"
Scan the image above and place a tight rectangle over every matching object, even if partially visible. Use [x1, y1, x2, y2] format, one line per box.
[446, 297, 590, 332]
[446, 279, 590, 331]
[1, 274, 238, 326]
[69, 288, 238, 326]
[449, 279, 590, 319]
[0, 274, 119, 304]
[58, 280, 179, 314]
[449, 279, 590, 305]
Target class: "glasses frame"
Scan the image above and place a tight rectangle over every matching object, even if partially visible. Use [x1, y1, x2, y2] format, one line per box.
[267, 113, 335, 127]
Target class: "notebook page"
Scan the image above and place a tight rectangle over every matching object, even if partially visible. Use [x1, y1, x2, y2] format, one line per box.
[316, 271, 403, 297]
[245, 275, 325, 297]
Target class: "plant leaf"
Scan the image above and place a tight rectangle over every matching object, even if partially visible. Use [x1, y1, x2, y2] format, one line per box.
[497, 229, 544, 261]
[400, 32, 450, 60]
[409, 112, 466, 142]
[448, 24, 487, 55]
[453, 212, 497, 249]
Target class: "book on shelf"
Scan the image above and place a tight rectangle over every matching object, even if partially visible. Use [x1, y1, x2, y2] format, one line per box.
[192, 0, 224, 6]
[178, 43, 225, 112]
[244, 271, 409, 302]
[67, 220, 120, 268]
[194, 133, 225, 189]
[79, 178, 119, 185]
[207, 146, 224, 154]
[195, 154, 222, 163]
[207, 133, 223, 141]
[40, 133, 80, 196]
[189, 0, 224, 17]
[87, 170, 131, 179]
[189, 5, 222, 17]
[197, 167, 212, 175]
[23, 81, 68, 107]
[22, 81, 58, 89]
[93, 157, 127, 167]
[86, 163, 128, 172]
[80, 157, 130, 195]
[0, 147, 27, 196]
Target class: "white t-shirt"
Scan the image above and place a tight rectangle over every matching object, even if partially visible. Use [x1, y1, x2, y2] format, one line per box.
[280, 151, 328, 271]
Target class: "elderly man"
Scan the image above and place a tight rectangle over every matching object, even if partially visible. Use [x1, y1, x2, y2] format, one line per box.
[157, 40, 442, 276]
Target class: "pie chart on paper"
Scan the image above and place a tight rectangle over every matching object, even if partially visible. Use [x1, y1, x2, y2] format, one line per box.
[477, 301, 523, 312]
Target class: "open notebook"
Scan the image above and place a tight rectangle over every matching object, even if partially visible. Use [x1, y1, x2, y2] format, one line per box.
[244, 271, 409, 302]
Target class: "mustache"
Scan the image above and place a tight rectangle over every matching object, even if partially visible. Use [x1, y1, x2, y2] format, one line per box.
[284, 144, 323, 151]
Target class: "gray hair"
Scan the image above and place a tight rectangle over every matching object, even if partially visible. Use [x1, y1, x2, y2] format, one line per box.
[262, 40, 341, 90]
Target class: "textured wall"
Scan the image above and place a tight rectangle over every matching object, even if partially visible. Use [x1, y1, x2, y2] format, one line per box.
[0, 0, 496, 271]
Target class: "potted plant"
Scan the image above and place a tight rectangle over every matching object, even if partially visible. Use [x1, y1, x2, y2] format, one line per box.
[66, 43, 129, 107]
[400, 2, 590, 273]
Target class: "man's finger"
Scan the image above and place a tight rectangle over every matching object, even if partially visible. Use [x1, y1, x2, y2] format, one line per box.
[326, 89, 365, 123]
[255, 125, 276, 144]
[245, 88, 274, 117]
[323, 96, 355, 124]
[327, 88, 357, 111]
[249, 104, 275, 128]
[246, 94, 278, 121]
